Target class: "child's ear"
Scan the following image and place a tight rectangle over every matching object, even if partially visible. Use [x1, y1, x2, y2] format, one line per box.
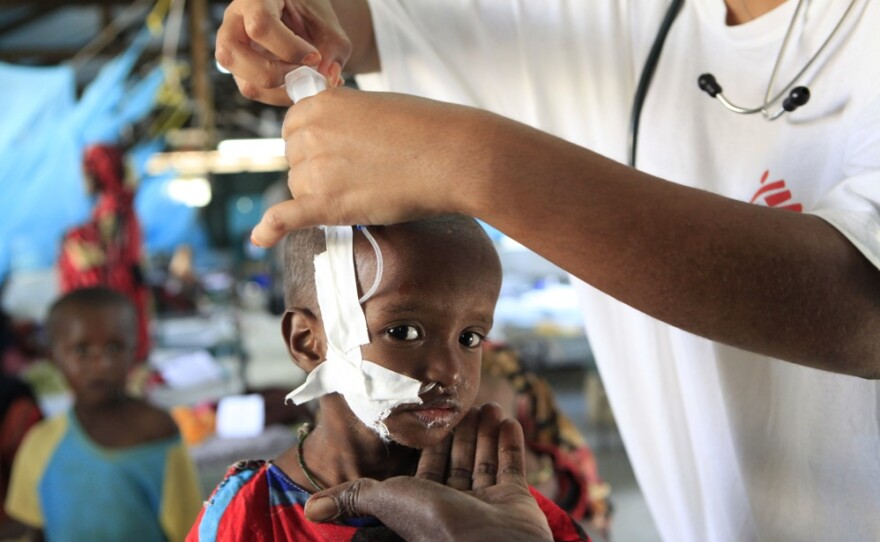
[281, 309, 326, 372]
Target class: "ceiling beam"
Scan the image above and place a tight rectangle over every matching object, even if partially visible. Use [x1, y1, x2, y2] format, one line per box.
[0, 42, 168, 64]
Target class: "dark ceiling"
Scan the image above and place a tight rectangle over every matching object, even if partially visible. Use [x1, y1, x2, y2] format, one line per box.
[0, 0, 285, 147]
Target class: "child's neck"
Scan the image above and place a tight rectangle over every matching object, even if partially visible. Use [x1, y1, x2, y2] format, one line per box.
[282, 398, 420, 490]
[73, 394, 139, 447]
[74, 393, 132, 419]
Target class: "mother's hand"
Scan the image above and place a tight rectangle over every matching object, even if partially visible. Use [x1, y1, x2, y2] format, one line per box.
[302, 405, 553, 542]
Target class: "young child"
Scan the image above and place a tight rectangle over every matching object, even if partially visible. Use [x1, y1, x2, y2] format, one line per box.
[188, 216, 589, 541]
[4, 286, 202, 542]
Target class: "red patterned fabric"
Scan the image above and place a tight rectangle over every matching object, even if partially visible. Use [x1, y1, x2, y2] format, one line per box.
[58, 144, 150, 361]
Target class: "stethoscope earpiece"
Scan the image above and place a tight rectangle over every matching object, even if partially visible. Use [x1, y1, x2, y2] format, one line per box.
[698, 73, 812, 119]
[697, 73, 722, 97]
[782, 86, 810, 112]
[696, 0, 856, 121]
[632, 0, 856, 166]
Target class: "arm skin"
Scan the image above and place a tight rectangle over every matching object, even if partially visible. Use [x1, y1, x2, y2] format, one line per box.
[254, 90, 880, 379]
[468, 112, 880, 379]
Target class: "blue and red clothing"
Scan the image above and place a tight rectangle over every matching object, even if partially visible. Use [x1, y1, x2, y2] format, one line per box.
[5, 410, 201, 542]
[189, 460, 589, 542]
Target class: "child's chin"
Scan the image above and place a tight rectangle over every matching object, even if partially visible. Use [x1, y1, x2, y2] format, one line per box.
[386, 426, 451, 450]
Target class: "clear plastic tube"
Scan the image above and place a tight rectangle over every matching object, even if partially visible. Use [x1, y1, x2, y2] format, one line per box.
[357, 226, 384, 304]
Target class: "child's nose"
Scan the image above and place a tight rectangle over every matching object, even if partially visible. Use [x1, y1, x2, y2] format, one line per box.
[423, 344, 464, 389]
[84, 347, 116, 368]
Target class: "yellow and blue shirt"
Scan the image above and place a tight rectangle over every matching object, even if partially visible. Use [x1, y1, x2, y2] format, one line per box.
[4, 410, 201, 542]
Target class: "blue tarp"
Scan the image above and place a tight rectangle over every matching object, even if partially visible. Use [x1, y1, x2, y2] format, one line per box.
[0, 62, 86, 282]
[0, 29, 203, 283]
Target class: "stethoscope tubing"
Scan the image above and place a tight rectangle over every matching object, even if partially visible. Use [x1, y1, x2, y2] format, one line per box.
[627, 0, 859, 167]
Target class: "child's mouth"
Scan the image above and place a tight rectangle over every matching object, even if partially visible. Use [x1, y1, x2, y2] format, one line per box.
[402, 400, 459, 427]
[410, 407, 457, 426]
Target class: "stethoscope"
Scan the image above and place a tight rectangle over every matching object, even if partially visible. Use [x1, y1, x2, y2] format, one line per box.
[628, 0, 859, 167]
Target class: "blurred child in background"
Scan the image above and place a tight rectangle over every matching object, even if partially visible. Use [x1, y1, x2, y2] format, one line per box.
[4, 287, 200, 542]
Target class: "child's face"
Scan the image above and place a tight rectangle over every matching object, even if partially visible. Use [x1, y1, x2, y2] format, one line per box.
[52, 304, 135, 407]
[355, 230, 502, 449]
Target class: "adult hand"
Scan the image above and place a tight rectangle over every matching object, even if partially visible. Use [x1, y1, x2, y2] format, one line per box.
[252, 88, 502, 246]
[416, 403, 508, 491]
[215, 0, 352, 105]
[302, 407, 553, 542]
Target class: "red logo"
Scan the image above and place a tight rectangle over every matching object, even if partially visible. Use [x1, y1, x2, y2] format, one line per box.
[749, 170, 802, 212]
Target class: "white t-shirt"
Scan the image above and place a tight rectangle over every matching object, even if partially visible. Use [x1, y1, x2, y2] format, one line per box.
[358, 1, 880, 540]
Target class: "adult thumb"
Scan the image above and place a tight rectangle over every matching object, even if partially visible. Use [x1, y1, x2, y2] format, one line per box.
[304, 479, 377, 523]
[304, 477, 454, 541]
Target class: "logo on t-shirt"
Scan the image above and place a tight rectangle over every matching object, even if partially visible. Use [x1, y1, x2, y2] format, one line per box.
[749, 170, 802, 212]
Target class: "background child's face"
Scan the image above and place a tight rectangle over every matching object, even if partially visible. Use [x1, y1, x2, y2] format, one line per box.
[52, 304, 135, 407]
[356, 229, 502, 449]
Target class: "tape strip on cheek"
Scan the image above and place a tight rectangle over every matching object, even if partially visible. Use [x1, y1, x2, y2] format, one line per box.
[285, 226, 422, 437]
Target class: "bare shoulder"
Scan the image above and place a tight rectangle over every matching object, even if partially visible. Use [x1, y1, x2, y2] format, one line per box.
[127, 399, 181, 442]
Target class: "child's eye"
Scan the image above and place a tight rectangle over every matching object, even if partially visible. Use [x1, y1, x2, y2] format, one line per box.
[459, 331, 484, 348]
[386, 325, 422, 341]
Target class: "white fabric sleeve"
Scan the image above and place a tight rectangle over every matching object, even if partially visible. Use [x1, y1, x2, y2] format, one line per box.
[811, 90, 880, 270]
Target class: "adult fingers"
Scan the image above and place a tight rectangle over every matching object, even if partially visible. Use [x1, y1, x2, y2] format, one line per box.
[288, 2, 351, 85]
[238, 3, 319, 66]
[472, 403, 503, 489]
[446, 407, 479, 490]
[304, 477, 456, 541]
[216, 8, 306, 96]
[233, 75, 294, 107]
[217, 0, 351, 105]
[495, 419, 528, 488]
[251, 196, 332, 247]
[414, 432, 452, 483]
[304, 473, 551, 542]
[304, 478, 377, 524]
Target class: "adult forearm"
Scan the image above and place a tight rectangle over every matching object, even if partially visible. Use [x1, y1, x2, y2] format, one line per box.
[263, 90, 880, 377]
[465, 113, 880, 378]
[329, 0, 379, 74]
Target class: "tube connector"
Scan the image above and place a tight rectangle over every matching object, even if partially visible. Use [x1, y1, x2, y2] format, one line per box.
[285, 66, 329, 104]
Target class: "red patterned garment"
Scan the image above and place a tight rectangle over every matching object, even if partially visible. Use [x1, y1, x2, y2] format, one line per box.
[58, 144, 150, 361]
[0, 376, 43, 524]
[187, 461, 590, 542]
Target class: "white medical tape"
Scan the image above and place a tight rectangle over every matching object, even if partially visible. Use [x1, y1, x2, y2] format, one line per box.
[285, 226, 422, 439]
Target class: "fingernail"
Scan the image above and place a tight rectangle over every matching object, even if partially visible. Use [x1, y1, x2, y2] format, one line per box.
[305, 496, 338, 522]
[329, 62, 343, 87]
[250, 229, 266, 248]
[302, 52, 321, 66]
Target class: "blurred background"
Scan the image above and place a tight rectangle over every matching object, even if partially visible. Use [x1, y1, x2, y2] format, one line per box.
[0, 2, 659, 540]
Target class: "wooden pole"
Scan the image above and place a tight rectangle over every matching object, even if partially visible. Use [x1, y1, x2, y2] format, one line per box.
[188, 0, 215, 149]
